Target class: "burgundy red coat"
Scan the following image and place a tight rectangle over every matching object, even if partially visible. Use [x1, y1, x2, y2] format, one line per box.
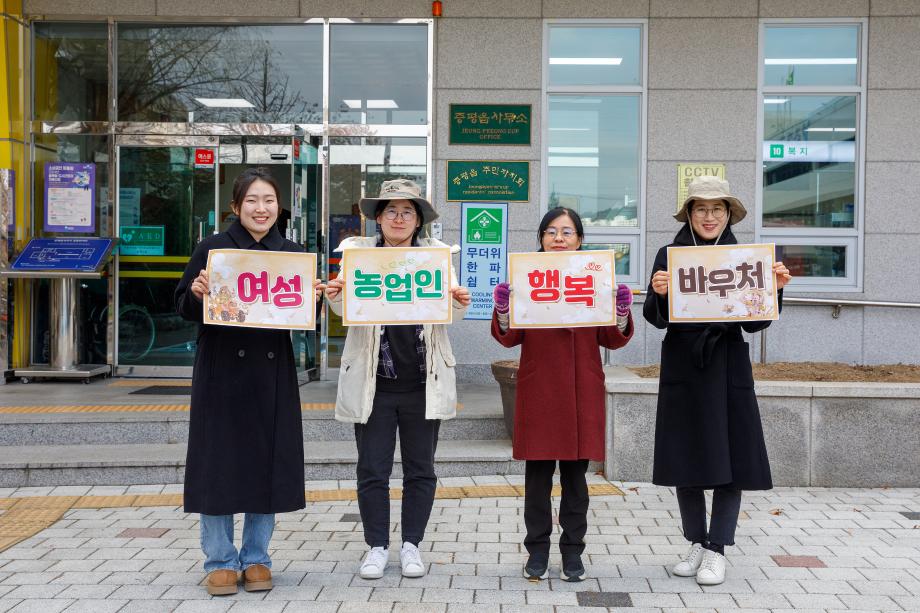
[491, 314, 634, 461]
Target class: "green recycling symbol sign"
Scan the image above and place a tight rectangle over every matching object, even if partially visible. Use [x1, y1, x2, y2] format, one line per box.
[465, 207, 503, 244]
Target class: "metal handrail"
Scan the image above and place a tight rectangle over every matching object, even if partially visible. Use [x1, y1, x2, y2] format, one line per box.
[624, 290, 920, 365]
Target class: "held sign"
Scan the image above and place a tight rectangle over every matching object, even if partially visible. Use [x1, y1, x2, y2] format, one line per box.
[667, 243, 778, 323]
[509, 250, 617, 329]
[204, 249, 317, 330]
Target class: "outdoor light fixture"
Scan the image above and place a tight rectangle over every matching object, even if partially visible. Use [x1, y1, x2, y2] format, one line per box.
[432, 1, 442, 17]
[764, 58, 857, 65]
[195, 98, 255, 108]
[549, 57, 623, 65]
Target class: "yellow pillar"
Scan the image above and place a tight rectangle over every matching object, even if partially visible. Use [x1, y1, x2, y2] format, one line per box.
[1, 0, 31, 368]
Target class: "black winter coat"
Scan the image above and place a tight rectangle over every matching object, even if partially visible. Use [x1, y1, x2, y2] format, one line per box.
[175, 221, 306, 515]
[643, 224, 781, 491]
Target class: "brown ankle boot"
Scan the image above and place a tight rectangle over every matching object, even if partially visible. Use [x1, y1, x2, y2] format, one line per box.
[243, 563, 272, 592]
[206, 569, 238, 596]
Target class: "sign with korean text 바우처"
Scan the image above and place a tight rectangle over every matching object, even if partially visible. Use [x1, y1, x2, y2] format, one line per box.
[449, 104, 531, 145]
[460, 202, 508, 320]
[677, 163, 725, 213]
[667, 243, 778, 323]
[204, 249, 317, 330]
[509, 250, 616, 329]
[447, 160, 529, 202]
[342, 247, 452, 326]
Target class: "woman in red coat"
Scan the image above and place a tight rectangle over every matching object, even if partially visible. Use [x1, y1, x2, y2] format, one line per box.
[491, 207, 634, 582]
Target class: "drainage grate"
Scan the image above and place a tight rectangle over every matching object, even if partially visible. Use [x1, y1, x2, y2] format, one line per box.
[576, 592, 632, 607]
[129, 386, 192, 395]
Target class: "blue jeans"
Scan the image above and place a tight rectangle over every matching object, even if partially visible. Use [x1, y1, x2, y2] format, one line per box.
[199, 513, 275, 573]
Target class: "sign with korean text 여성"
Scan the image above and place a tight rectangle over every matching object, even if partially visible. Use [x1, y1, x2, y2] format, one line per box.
[447, 160, 529, 202]
[449, 104, 531, 146]
[204, 249, 317, 330]
[460, 202, 508, 320]
[44, 162, 95, 233]
[667, 243, 778, 323]
[342, 247, 452, 326]
[677, 163, 725, 213]
[509, 250, 617, 329]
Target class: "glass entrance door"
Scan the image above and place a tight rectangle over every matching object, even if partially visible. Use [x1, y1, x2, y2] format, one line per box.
[115, 137, 218, 374]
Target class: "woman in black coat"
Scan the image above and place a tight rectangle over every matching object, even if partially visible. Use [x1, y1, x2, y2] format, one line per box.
[643, 176, 791, 586]
[175, 167, 323, 596]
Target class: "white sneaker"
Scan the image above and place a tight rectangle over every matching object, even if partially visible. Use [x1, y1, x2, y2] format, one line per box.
[359, 546, 389, 579]
[400, 542, 426, 578]
[672, 542, 705, 577]
[695, 549, 726, 585]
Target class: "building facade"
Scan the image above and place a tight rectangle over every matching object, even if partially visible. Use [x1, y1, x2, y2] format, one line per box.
[2, 0, 919, 382]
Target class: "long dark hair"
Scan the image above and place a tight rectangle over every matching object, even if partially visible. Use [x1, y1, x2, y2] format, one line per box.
[536, 207, 584, 252]
[230, 167, 281, 213]
[375, 201, 424, 246]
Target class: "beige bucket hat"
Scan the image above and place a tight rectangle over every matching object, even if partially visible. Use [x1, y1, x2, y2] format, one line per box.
[675, 175, 747, 225]
[359, 178, 439, 225]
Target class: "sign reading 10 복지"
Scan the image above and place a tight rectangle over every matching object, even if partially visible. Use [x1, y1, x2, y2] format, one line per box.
[449, 104, 531, 145]
[447, 160, 529, 202]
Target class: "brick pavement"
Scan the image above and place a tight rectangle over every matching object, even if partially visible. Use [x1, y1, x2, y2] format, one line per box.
[0, 475, 916, 612]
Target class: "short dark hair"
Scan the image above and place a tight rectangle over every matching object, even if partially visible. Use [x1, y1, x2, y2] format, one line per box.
[537, 207, 584, 252]
[230, 167, 281, 213]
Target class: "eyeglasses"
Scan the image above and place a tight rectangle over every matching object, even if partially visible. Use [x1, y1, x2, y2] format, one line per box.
[691, 206, 728, 219]
[543, 227, 578, 239]
[382, 209, 417, 221]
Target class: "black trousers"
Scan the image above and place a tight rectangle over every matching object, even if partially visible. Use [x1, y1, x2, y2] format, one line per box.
[524, 459, 590, 556]
[354, 388, 440, 548]
[675, 486, 742, 546]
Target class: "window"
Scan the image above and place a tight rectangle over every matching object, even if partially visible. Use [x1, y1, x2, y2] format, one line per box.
[757, 21, 866, 291]
[33, 23, 108, 121]
[543, 22, 646, 286]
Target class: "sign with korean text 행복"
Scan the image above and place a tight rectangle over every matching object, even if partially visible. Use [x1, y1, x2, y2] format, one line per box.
[449, 104, 531, 145]
[44, 162, 95, 233]
[460, 202, 508, 320]
[204, 249, 317, 330]
[667, 243, 778, 323]
[509, 250, 617, 329]
[342, 247, 452, 326]
[447, 160, 529, 202]
[676, 163, 725, 213]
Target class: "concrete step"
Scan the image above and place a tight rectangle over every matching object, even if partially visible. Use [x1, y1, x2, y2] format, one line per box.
[0, 440, 523, 487]
[0, 412, 509, 446]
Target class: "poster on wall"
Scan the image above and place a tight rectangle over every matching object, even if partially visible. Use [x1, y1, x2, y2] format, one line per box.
[509, 250, 617, 329]
[1, 169, 13, 235]
[667, 243, 778, 323]
[676, 163, 725, 213]
[44, 162, 95, 233]
[460, 202, 508, 320]
[341, 247, 452, 326]
[204, 249, 317, 330]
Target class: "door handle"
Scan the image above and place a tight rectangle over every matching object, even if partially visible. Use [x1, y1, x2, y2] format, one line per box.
[197, 221, 205, 245]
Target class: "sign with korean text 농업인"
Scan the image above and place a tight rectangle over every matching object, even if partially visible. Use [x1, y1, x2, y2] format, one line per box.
[446, 160, 529, 202]
[44, 162, 95, 233]
[119, 225, 164, 256]
[667, 243, 778, 323]
[204, 249, 317, 330]
[509, 250, 616, 329]
[449, 104, 531, 146]
[342, 247, 452, 326]
[676, 163, 725, 213]
[460, 202, 508, 320]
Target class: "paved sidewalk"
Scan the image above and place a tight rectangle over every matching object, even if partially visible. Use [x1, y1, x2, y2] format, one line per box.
[0, 475, 917, 612]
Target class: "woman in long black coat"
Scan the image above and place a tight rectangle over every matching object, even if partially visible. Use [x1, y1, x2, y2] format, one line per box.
[643, 176, 791, 586]
[175, 167, 322, 596]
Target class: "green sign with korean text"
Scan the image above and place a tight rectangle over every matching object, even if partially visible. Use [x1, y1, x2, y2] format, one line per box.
[119, 225, 165, 256]
[447, 160, 529, 202]
[449, 104, 531, 145]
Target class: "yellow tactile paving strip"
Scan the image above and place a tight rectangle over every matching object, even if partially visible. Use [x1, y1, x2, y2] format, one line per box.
[108, 380, 193, 387]
[0, 403, 336, 414]
[0, 483, 623, 553]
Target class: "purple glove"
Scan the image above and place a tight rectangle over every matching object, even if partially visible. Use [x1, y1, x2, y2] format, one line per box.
[493, 282, 511, 314]
[615, 283, 632, 317]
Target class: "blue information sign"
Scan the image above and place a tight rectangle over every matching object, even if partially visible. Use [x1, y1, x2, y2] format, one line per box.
[11, 237, 115, 272]
[460, 202, 508, 320]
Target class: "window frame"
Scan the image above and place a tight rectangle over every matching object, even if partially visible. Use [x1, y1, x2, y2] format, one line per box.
[541, 19, 648, 287]
[755, 18, 868, 292]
